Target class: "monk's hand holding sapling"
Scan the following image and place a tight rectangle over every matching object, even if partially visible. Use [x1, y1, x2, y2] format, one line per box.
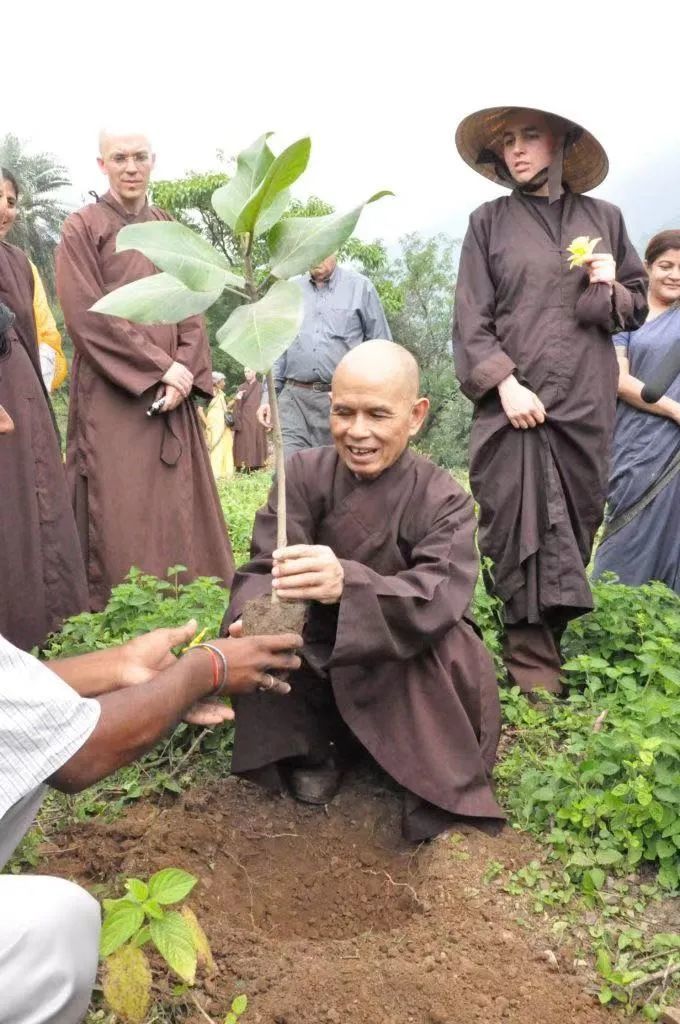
[497, 374, 547, 430]
[272, 544, 344, 604]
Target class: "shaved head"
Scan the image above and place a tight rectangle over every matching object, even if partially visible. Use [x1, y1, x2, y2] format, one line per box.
[98, 130, 152, 158]
[97, 131, 155, 214]
[330, 341, 428, 479]
[333, 340, 420, 400]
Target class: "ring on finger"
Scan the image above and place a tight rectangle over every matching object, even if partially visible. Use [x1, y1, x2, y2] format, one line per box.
[257, 673, 276, 693]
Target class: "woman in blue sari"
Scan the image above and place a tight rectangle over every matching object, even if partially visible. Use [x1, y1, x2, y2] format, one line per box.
[594, 230, 680, 592]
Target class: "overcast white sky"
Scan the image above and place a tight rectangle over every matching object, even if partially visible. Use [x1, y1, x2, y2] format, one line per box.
[6, 2, 680, 248]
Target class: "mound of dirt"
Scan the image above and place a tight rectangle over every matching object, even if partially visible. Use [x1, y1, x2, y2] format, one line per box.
[38, 771, 611, 1024]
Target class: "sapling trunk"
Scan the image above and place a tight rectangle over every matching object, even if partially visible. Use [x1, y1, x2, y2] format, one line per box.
[267, 369, 287, 605]
[240, 243, 306, 637]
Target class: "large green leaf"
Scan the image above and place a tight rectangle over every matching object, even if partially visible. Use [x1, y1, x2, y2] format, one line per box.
[116, 221, 244, 294]
[148, 867, 198, 905]
[217, 280, 304, 372]
[100, 901, 145, 956]
[253, 189, 292, 238]
[150, 913, 197, 983]
[212, 134, 275, 231]
[149, 910, 197, 984]
[91, 272, 223, 324]
[234, 137, 310, 236]
[269, 191, 393, 279]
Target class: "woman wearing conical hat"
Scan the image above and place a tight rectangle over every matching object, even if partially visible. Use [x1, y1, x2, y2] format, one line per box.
[452, 106, 647, 696]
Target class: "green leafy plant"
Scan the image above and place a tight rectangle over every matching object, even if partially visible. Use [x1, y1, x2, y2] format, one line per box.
[100, 868, 216, 1022]
[91, 132, 391, 581]
[497, 577, 680, 892]
[42, 565, 227, 658]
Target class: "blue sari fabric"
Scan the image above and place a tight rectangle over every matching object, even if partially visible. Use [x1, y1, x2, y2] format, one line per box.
[594, 307, 680, 592]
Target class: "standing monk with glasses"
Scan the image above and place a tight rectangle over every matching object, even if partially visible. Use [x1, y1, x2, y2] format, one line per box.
[56, 131, 234, 610]
[452, 106, 647, 696]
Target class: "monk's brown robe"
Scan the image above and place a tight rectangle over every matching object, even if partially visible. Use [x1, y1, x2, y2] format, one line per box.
[453, 193, 647, 641]
[232, 377, 267, 469]
[224, 447, 504, 839]
[0, 242, 88, 650]
[56, 193, 234, 610]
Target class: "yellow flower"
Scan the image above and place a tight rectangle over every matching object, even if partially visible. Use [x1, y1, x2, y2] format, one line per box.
[566, 235, 601, 270]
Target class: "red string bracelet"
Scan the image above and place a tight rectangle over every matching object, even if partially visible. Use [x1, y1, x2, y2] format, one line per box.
[186, 643, 228, 695]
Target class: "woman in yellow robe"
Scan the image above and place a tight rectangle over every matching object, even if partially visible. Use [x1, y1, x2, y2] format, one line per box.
[0, 168, 68, 392]
[201, 372, 234, 481]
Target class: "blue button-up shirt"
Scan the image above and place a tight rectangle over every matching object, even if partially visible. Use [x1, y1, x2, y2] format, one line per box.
[271, 266, 392, 393]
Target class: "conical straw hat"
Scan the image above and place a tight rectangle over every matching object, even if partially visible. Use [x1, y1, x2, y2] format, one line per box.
[455, 106, 609, 194]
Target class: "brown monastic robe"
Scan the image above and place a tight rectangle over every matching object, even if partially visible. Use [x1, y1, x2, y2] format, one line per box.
[0, 242, 88, 650]
[453, 193, 647, 638]
[232, 377, 267, 469]
[56, 193, 234, 610]
[224, 447, 504, 839]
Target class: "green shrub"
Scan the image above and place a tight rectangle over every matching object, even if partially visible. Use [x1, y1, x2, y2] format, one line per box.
[218, 470, 272, 567]
[498, 577, 680, 891]
[43, 566, 228, 659]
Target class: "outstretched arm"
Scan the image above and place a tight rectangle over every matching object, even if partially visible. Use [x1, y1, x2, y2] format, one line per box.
[48, 628, 302, 793]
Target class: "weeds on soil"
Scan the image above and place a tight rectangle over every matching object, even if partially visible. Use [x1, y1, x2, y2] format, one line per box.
[99, 868, 247, 1024]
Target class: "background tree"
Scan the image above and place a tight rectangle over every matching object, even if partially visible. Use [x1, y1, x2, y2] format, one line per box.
[386, 233, 471, 471]
[0, 133, 71, 297]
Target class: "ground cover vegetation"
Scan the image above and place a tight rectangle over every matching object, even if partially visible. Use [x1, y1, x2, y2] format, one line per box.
[14, 470, 677, 1020]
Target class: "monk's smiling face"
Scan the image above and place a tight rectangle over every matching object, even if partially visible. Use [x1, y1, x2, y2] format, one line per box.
[330, 342, 429, 480]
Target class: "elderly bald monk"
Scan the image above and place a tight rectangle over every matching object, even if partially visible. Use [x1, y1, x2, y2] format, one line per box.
[56, 131, 234, 610]
[224, 341, 504, 840]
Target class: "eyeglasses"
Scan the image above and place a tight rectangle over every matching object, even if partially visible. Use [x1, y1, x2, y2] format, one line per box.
[110, 153, 151, 166]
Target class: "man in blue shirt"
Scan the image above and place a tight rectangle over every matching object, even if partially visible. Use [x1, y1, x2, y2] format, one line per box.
[258, 256, 392, 454]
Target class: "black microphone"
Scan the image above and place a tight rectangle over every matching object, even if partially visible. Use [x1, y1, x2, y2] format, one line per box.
[641, 338, 680, 404]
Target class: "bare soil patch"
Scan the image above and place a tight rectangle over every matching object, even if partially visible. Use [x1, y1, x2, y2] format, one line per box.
[38, 771, 613, 1024]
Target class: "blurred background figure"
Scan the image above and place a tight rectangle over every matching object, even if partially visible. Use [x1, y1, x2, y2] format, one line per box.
[199, 371, 234, 481]
[594, 229, 680, 593]
[233, 368, 267, 471]
[0, 167, 68, 393]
